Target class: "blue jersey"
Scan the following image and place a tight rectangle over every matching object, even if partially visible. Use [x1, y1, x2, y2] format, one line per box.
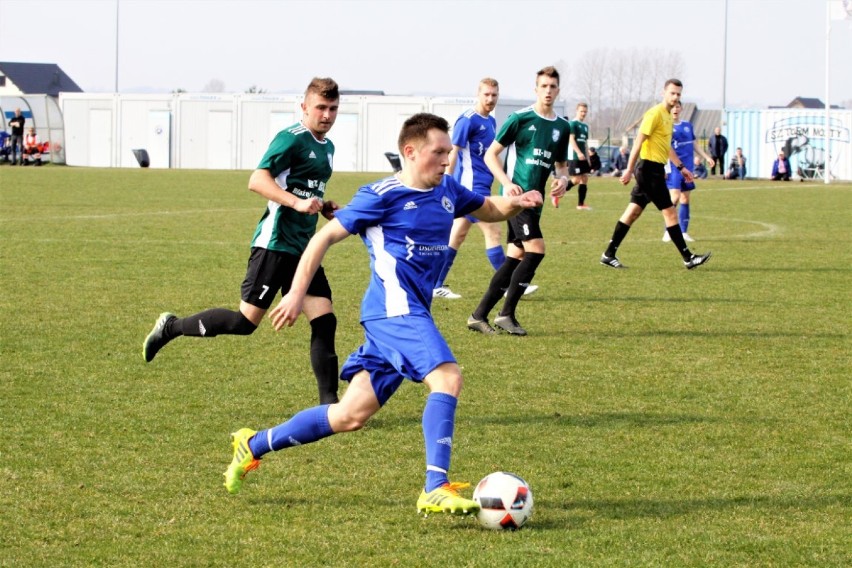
[335, 175, 485, 322]
[670, 120, 696, 172]
[451, 109, 497, 195]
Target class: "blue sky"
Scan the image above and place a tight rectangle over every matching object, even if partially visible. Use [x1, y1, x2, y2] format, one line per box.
[1, 0, 850, 109]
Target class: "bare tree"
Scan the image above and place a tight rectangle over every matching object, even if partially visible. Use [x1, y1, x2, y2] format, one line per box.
[203, 79, 226, 93]
[245, 85, 267, 94]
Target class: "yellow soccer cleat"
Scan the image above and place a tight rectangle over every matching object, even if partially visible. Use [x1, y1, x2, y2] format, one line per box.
[223, 428, 260, 494]
[416, 482, 480, 517]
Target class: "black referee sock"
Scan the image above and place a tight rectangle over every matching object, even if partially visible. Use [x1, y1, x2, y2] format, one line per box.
[171, 308, 257, 338]
[310, 313, 339, 405]
[472, 257, 521, 321]
[604, 221, 631, 257]
[665, 225, 692, 260]
[500, 252, 544, 318]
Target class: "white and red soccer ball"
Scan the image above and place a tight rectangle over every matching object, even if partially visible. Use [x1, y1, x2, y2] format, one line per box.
[473, 471, 534, 530]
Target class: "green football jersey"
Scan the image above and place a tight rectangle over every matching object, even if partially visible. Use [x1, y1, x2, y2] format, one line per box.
[250, 123, 334, 255]
[569, 120, 589, 159]
[496, 107, 571, 209]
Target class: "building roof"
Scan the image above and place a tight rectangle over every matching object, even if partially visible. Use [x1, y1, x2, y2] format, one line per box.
[768, 97, 843, 110]
[0, 62, 83, 96]
[615, 101, 721, 141]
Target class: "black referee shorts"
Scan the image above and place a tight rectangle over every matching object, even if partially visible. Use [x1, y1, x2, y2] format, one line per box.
[630, 159, 673, 211]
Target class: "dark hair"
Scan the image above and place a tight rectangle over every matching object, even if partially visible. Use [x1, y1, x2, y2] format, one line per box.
[664, 78, 683, 88]
[305, 77, 339, 100]
[398, 113, 449, 153]
[536, 66, 560, 86]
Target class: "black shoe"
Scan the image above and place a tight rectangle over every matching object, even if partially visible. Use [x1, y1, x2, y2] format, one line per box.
[684, 252, 712, 270]
[467, 315, 497, 335]
[600, 254, 627, 269]
[493, 314, 527, 336]
[143, 312, 177, 362]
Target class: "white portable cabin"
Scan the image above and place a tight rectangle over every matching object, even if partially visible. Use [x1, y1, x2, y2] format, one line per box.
[59, 92, 565, 172]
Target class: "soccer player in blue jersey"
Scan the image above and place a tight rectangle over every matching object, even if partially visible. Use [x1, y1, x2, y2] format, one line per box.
[222, 113, 542, 517]
[433, 78, 506, 300]
[142, 78, 342, 404]
[662, 101, 715, 243]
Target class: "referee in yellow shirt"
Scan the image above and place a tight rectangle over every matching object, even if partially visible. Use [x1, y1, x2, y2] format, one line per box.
[600, 79, 711, 270]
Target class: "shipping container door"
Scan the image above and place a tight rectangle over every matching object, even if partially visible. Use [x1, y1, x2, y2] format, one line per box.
[88, 109, 112, 167]
[207, 110, 233, 169]
[148, 110, 171, 168]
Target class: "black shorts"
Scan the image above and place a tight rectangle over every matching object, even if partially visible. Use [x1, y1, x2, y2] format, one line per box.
[506, 205, 543, 246]
[240, 247, 332, 309]
[630, 160, 672, 211]
[568, 159, 591, 176]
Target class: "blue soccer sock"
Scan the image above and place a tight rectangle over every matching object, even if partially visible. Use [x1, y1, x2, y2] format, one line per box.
[436, 248, 458, 288]
[248, 405, 334, 458]
[422, 392, 458, 492]
[485, 245, 506, 271]
[679, 203, 690, 233]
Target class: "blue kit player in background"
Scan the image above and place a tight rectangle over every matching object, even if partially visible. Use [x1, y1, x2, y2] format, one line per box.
[222, 113, 543, 517]
[662, 100, 715, 243]
[433, 78, 520, 299]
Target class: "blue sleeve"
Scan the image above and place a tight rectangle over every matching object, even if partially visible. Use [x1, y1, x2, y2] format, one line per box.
[447, 176, 486, 217]
[334, 186, 385, 235]
[451, 114, 471, 147]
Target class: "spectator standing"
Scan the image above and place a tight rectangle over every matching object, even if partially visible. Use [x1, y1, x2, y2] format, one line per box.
[708, 126, 728, 176]
[8, 108, 25, 166]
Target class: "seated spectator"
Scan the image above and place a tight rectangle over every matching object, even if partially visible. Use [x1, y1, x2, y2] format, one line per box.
[588, 147, 602, 176]
[0, 131, 10, 163]
[610, 145, 629, 177]
[725, 147, 747, 179]
[693, 156, 708, 179]
[771, 150, 791, 181]
[23, 126, 43, 166]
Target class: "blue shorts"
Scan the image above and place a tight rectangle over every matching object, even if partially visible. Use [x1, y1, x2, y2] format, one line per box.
[340, 314, 456, 406]
[666, 168, 696, 191]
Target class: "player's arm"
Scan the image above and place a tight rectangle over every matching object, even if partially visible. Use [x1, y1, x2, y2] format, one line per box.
[668, 147, 694, 183]
[269, 219, 351, 330]
[470, 191, 544, 222]
[484, 140, 523, 196]
[568, 134, 585, 161]
[694, 143, 715, 169]
[550, 161, 570, 198]
[445, 145, 463, 175]
[248, 168, 323, 214]
[620, 133, 647, 185]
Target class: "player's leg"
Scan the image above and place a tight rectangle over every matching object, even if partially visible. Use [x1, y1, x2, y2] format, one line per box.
[496, 232, 544, 336]
[434, 217, 470, 299]
[143, 248, 280, 362]
[679, 189, 693, 240]
[468, 222, 521, 332]
[478, 220, 506, 270]
[300, 265, 340, 404]
[576, 172, 591, 209]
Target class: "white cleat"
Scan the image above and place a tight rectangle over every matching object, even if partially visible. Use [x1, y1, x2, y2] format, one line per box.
[433, 286, 461, 299]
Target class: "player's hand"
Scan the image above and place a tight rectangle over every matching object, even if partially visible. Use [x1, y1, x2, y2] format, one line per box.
[504, 183, 524, 197]
[620, 170, 633, 186]
[321, 200, 340, 220]
[682, 169, 694, 183]
[707, 158, 715, 169]
[293, 197, 324, 215]
[269, 293, 304, 330]
[516, 190, 543, 209]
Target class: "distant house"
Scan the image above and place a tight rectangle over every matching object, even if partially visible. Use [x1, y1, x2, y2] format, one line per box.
[771, 97, 843, 110]
[0, 61, 83, 97]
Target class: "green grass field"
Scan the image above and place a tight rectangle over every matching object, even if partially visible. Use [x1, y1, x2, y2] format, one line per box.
[1, 166, 849, 567]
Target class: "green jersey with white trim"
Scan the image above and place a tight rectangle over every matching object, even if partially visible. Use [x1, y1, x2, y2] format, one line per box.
[250, 123, 334, 255]
[496, 107, 571, 212]
[568, 120, 589, 159]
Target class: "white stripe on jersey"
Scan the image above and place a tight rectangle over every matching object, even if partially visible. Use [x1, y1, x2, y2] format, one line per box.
[255, 168, 290, 248]
[365, 225, 410, 318]
[460, 145, 474, 189]
[505, 144, 518, 186]
[371, 176, 401, 195]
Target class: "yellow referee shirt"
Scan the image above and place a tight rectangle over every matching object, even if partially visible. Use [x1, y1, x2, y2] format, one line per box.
[638, 103, 673, 164]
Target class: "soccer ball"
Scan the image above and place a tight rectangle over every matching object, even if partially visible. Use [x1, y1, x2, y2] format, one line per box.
[472, 472, 534, 530]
